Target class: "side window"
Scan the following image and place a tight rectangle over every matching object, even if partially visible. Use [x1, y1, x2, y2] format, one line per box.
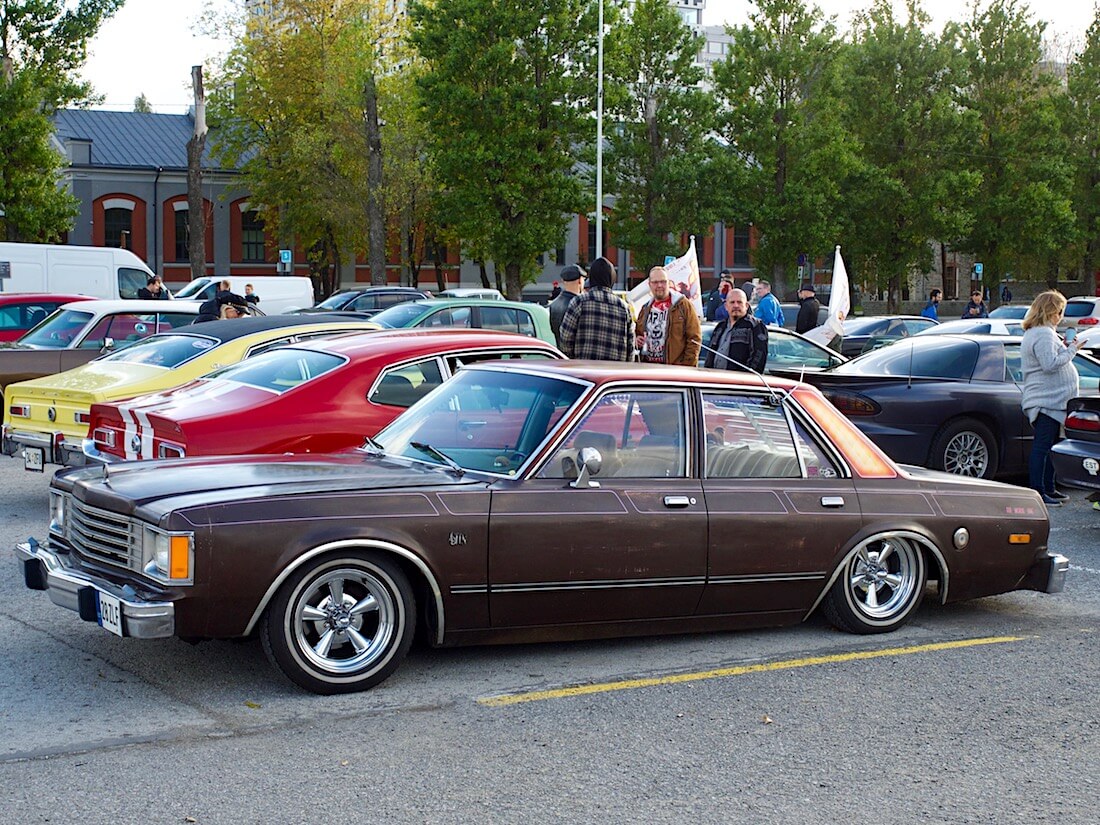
[480, 306, 519, 333]
[0, 305, 24, 330]
[377, 293, 415, 309]
[702, 392, 801, 479]
[369, 359, 445, 407]
[539, 391, 687, 479]
[347, 295, 378, 311]
[246, 336, 296, 358]
[118, 267, 149, 299]
[158, 312, 201, 331]
[1073, 354, 1100, 393]
[516, 310, 536, 338]
[790, 417, 842, 479]
[901, 319, 931, 335]
[80, 314, 149, 348]
[421, 307, 472, 328]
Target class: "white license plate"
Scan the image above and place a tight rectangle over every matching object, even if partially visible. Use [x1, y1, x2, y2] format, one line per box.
[97, 591, 124, 637]
[23, 447, 44, 473]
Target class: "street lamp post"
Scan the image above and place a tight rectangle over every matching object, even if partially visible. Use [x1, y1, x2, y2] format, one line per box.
[595, 0, 604, 261]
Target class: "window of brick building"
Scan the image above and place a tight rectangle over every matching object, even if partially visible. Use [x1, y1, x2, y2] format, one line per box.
[242, 210, 266, 262]
[732, 226, 751, 267]
[104, 208, 133, 249]
[174, 210, 190, 262]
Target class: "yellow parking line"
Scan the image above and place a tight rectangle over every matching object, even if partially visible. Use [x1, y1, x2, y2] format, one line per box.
[478, 635, 1025, 707]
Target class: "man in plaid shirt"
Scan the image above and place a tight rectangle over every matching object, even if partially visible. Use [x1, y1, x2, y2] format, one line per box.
[558, 257, 634, 361]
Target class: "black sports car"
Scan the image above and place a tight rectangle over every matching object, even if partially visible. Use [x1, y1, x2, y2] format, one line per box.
[800, 335, 1100, 479]
[836, 315, 938, 357]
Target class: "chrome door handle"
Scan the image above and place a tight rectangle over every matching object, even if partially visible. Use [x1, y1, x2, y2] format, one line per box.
[663, 495, 694, 508]
[820, 496, 845, 508]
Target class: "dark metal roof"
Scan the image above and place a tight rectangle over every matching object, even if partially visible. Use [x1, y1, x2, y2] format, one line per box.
[52, 109, 234, 171]
[169, 314, 375, 344]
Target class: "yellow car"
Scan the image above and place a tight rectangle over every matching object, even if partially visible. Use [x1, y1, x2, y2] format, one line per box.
[2, 315, 380, 471]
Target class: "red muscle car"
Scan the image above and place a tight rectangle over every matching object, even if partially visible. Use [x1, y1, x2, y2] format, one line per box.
[85, 329, 563, 462]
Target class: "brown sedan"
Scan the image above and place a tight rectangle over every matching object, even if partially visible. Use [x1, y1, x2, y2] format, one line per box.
[17, 362, 1068, 694]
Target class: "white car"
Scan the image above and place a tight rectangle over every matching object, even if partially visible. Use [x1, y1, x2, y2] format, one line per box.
[914, 318, 1024, 337]
[436, 288, 505, 300]
[1062, 297, 1100, 330]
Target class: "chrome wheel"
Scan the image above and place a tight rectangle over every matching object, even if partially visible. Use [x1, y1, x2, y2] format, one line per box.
[262, 552, 415, 694]
[292, 567, 397, 676]
[823, 534, 928, 634]
[943, 431, 989, 477]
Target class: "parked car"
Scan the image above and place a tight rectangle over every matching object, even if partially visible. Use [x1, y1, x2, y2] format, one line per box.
[17, 360, 1067, 694]
[799, 335, 1100, 479]
[1074, 324, 1100, 357]
[85, 329, 564, 463]
[0, 242, 157, 299]
[294, 287, 428, 317]
[173, 276, 314, 315]
[358, 299, 555, 343]
[698, 323, 848, 375]
[1061, 297, 1100, 330]
[437, 288, 504, 300]
[914, 318, 1024, 337]
[0, 300, 202, 406]
[1050, 397, 1100, 493]
[836, 315, 938, 357]
[2, 315, 381, 470]
[0, 293, 93, 343]
[988, 305, 1028, 320]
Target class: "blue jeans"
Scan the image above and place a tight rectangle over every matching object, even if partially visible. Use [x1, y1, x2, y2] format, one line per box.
[1028, 413, 1061, 494]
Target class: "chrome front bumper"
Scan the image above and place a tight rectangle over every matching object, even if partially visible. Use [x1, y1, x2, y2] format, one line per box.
[1020, 551, 1070, 594]
[15, 539, 175, 638]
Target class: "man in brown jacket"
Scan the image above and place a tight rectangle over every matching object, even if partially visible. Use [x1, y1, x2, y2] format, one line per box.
[635, 266, 702, 366]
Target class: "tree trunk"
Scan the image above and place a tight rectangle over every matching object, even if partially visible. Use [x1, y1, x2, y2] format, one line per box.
[504, 262, 523, 300]
[477, 261, 491, 289]
[363, 74, 386, 286]
[187, 67, 208, 282]
[433, 251, 446, 293]
[494, 263, 505, 295]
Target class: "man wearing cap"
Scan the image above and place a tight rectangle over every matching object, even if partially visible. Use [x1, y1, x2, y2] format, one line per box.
[795, 283, 821, 334]
[559, 257, 633, 361]
[635, 266, 701, 366]
[549, 264, 585, 347]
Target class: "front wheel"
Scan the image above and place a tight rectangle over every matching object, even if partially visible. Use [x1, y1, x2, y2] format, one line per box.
[822, 535, 927, 634]
[261, 551, 416, 694]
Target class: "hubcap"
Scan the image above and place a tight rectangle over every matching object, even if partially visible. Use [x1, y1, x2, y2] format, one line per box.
[848, 538, 919, 619]
[944, 431, 988, 477]
[291, 567, 397, 675]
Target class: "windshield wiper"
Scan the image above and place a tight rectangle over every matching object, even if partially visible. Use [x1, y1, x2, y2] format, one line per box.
[360, 436, 385, 456]
[410, 441, 465, 476]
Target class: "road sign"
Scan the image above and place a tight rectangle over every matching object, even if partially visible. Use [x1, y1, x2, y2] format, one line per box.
[974, 262, 983, 276]
[664, 255, 675, 266]
[280, 249, 292, 264]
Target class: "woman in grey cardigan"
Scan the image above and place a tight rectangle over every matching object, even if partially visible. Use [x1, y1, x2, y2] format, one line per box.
[1020, 290, 1083, 506]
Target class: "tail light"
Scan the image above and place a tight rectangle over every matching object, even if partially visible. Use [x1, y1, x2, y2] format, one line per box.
[93, 428, 116, 448]
[158, 443, 185, 459]
[74, 411, 91, 425]
[1066, 410, 1100, 432]
[1077, 317, 1098, 326]
[9, 404, 30, 418]
[823, 391, 881, 416]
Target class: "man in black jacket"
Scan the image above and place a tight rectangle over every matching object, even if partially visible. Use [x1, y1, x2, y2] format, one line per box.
[704, 288, 768, 373]
[795, 283, 821, 333]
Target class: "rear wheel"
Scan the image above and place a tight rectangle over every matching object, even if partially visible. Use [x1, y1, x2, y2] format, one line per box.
[930, 417, 998, 479]
[823, 535, 927, 634]
[261, 551, 415, 694]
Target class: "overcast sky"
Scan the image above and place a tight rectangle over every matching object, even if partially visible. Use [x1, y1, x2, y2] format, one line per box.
[80, 0, 1097, 114]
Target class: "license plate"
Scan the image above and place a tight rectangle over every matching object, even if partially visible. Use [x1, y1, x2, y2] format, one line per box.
[23, 447, 44, 473]
[97, 591, 124, 637]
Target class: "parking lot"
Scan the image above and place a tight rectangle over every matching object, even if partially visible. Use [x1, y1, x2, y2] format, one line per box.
[2, 458, 1098, 822]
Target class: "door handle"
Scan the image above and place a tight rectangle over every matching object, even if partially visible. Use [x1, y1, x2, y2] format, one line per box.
[663, 495, 695, 508]
[820, 496, 845, 508]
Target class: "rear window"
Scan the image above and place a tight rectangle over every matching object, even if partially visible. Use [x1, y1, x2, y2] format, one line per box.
[837, 338, 979, 380]
[204, 347, 346, 393]
[99, 333, 216, 367]
[1064, 301, 1097, 318]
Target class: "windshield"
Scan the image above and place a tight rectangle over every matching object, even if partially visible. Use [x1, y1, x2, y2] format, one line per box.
[368, 302, 431, 329]
[989, 305, 1027, 319]
[202, 347, 346, 393]
[836, 338, 979, 379]
[98, 333, 217, 367]
[17, 309, 94, 348]
[316, 292, 356, 310]
[375, 367, 586, 475]
[173, 279, 215, 299]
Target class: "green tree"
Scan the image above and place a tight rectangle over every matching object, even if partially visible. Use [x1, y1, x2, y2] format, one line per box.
[601, 0, 721, 269]
[133, 92, 152, 113]
[956, 0, 1075, 291]
[0, 0, 123, 241]
[712, 0, 853, 299]
[1065, 11, 1100, 297]
[410, 0, 597, 298]
[838, 0, 979, 311]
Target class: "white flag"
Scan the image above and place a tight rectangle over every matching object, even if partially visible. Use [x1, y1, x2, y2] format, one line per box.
[629, 237, 704, 319]
[805, 245, 850, 346]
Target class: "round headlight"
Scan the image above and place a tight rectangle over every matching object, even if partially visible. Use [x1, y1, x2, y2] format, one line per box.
[953, 527, 970, 550]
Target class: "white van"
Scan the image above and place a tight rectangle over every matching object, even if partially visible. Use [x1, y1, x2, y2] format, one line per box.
[0, 243, 158, 300]
[173, 276, 314, 314]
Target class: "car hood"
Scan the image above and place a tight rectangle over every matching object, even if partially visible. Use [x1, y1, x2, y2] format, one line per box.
[55, 451, 485, 518]
[11, 361, 165, 400]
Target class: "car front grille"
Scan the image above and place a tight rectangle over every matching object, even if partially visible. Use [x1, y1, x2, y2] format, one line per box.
[67, 498, 140, 570]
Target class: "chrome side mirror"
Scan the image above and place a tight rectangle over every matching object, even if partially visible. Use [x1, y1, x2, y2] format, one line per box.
[102, 337, 115, 352]
[570, 446, 602, 489]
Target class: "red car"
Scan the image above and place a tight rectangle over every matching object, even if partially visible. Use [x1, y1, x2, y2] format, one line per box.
[86, 328, 563, 462]
[0, 293, 93, 342]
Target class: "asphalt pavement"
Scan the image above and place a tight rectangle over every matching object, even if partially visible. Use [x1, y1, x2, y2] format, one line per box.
[1, 458, 1097, 823]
